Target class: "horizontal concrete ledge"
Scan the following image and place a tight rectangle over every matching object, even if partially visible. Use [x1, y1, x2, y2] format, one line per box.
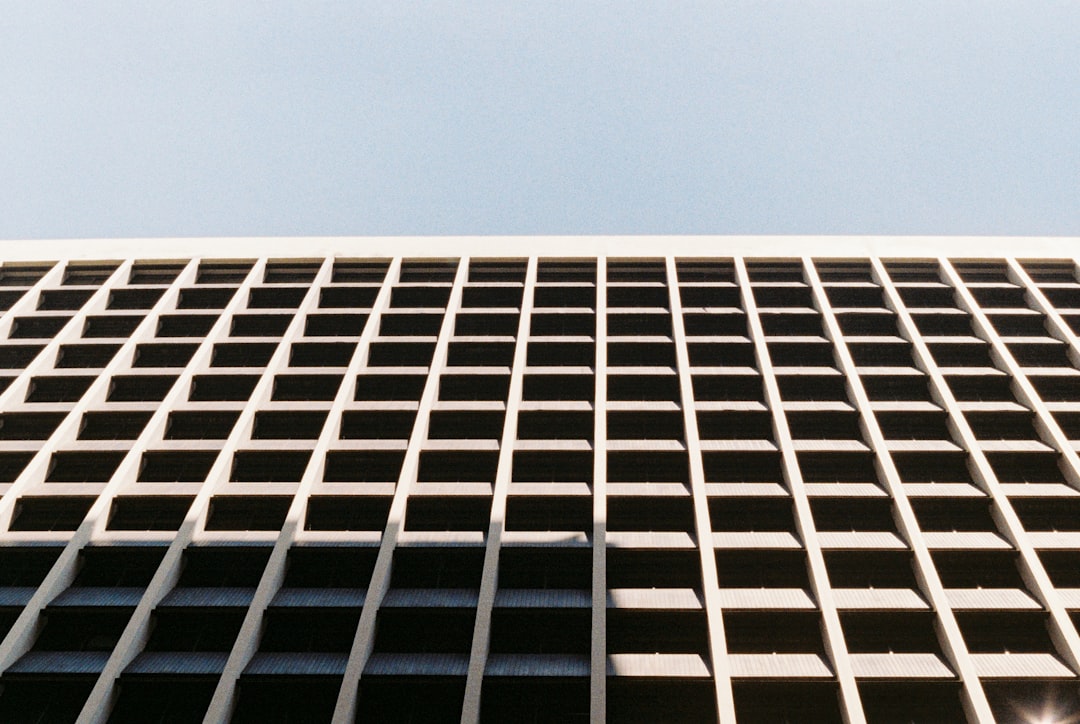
[1, 234, 1078, 260]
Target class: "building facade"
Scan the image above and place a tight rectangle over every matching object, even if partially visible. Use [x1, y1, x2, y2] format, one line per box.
[0, 238, 1077, 722]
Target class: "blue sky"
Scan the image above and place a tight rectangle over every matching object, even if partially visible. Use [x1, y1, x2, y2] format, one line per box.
[1, 2, 1077, 239]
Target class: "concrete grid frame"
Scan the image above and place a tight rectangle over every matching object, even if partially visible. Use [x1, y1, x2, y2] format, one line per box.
[0, 237, 1075, 722]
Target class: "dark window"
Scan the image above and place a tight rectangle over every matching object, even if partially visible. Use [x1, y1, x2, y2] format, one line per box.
[211, 342, 278, 367]
[132, 343, 198, 367]
[108, 374, 177, 402]
[157, 313, 218, 337]
[10, 496, 95, 531]
[108, 496, 194, 531]
[78, 411, 154, 440]
[177, 287, 237, 309]
[46, 451, 127, 482]
[231, 451, 312, 482]
[165, 411, 241, 439]
[0, 412, 67, 440]
[305, 496, 392, 531]
[231, 314, 293, 337]
[189, 375, 260, 401]
[82, 315, 144, 338]
[205, 496, 291, 531]
[138, 451, 220, 482]
[10, 315, 71, 338]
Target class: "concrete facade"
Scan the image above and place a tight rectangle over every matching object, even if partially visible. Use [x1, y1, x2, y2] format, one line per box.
[0, 241, 1076, 721]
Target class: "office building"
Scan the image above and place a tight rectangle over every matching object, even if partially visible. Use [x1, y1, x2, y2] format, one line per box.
[0, 237, 1076, 722]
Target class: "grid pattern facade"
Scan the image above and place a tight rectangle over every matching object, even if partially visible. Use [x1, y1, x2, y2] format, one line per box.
[0, 254, 1077, 722]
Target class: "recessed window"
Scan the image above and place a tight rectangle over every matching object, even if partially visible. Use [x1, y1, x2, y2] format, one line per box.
[253, 411, 329, 439]
[457, 312, 519, 336]
[189, 375, 260, 401]
[319, 286, 380, 308]
[305, 313, 368, 336]
[127, 262, 184, 285]
[10, 496, 95, 531]
[529, 312, 594, 337]
[205, 496, 291, 531]
[165, 411, 241, 440]
[196, 261, 253, 284]
[108, 496, 194, 531]
[526, 340, 594, 366]
[55, 343, 121, 369]
[231, 451, 312, 482]
[305, 496, 392, 531]
[608, 451, 688, 483]
[340, 410, 416, 439]
[106, 287, 164, 311]
[38, 289, 94, 311]
[231, 314, 293, 337]
[108, 374, 178, 402]
[511, 451, 593, 483]
[607, 549, 700, 588]
[418, 450, 499, 483]
[498, 547, 590, 589]
[428, 410, 505, 439]
[703, 451, 783, 483]
[0, 263, 52, 287]
[289, 342, 355, 367]
[10, 315, 71, 339]
[506, 496, 591, 532]
[177, 546, 271, 587]
[390, 285, 452, 308]
[607, 374, 679, 402]
[683, 312, 747, 336]
[0, 452, 35, 481]
[132, 343, 198, 368]
[468, 259, 527, 283]
[83, 315, 144, 338]
[177, 287, 237, 309]
[46, 451, 127, 482]
[73, 546, 167, 586]
[355, 374, 426, 401]
[609, 496, 694, 532]
[0, 412, 67, 440]
[322, 451, 406, 483]
[62, 262, 120, 285]
[145, 608, 246, 652]
[710, 497, 794, 532]
[405, 496, 492, 531]
[534, 285, 595, 309]
[715, 549, 809, 588]
[271, 374, 343, 401]
[368, 341, 436, 366]
[516, 410, 593, 440]
[0, 547, 63, 586]
[264, 261, 320, 284]
[78, 411, 154, 440]
[447, 341, 515, 366]
[462, 285, 523, 308]
[138, 451, 220, 482]
[0, 344, 45, 368]
[211, 342, 277, 367]
[438, 374, 509, 401]
[283, 546, 378, 588]
[247, 286, 308, 309]
[157, 313, 219, 337]
[522, 374, 593, 401]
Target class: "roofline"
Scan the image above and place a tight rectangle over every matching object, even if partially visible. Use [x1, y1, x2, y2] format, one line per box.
[0, 235, 1077, 261]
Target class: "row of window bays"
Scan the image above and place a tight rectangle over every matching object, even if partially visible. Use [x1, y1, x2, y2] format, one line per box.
[22, 478, 1080, 535]
[0, 256, 1077, 287]
[0, 543, 1074, 685]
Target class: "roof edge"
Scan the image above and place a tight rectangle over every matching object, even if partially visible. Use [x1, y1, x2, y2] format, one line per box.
[0, 235, 1076, 261]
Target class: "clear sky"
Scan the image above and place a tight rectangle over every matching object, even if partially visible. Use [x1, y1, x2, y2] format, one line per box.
[1, 2, 1077, 239]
